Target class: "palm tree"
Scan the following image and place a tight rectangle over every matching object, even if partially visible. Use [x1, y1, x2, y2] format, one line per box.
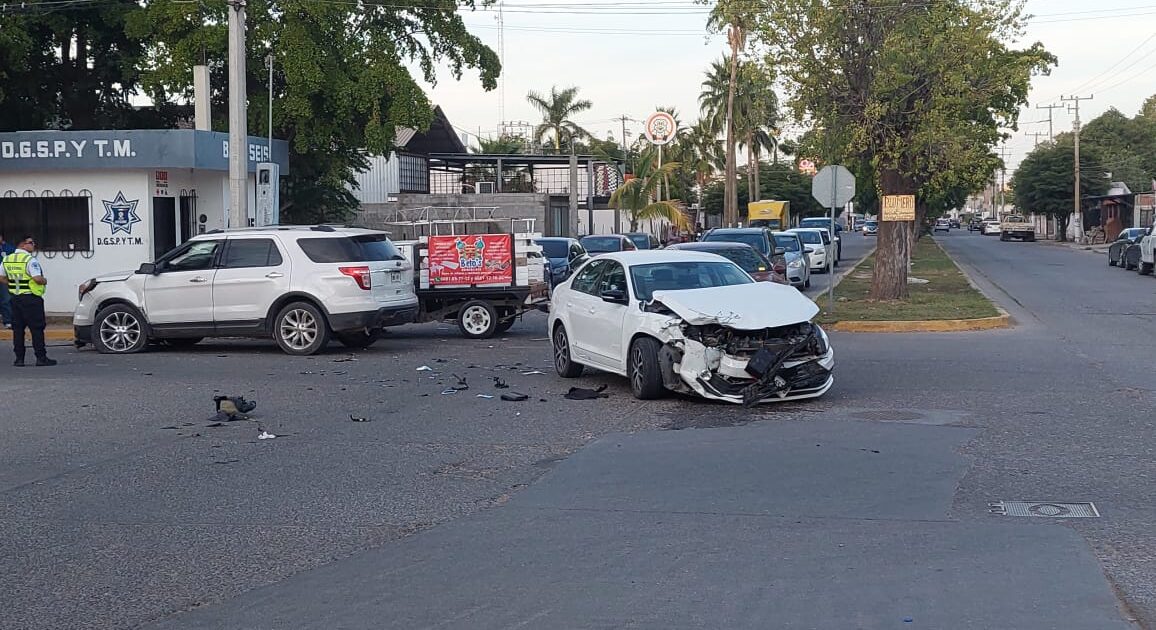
[475, 134, 524, 154]
[610, 149, 691, 232]
[526, 86, 593, 154]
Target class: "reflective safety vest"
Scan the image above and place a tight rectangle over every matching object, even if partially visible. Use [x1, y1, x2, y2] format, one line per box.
[3, 251, 45, 297]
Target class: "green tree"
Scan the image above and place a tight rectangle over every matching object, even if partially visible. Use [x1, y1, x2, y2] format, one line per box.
[1011, 139, 1109, 241]
[526, 85, 592, 154]
[702, 163, 821, 219]
[475, 135, 524, 154]
[1079, 108, 1152, 193]
[610, 149, 690, 232]
[755, 0, 1054, 299]
[130, 0, 498, 223]
[702, 0, 756, 227]
[0, 1, 181, 131]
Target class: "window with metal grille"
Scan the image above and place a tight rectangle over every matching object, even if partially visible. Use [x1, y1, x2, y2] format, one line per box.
[0, 197, 90, 251]
[398, 153, 429, 193]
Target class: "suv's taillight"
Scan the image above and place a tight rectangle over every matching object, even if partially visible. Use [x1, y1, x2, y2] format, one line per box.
[338, 266, 372, 290]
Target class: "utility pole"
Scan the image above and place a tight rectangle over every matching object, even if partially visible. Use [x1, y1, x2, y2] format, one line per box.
[227, 0, 248, 229]
[1036, 103, 1063, 140]
[993, 145, 1011, 217]
[1025, 131, 1047, 147]
[1062, 94, 1093, 241]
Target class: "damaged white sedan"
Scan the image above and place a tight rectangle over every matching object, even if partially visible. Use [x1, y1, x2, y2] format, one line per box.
[548, 251, 834, 405]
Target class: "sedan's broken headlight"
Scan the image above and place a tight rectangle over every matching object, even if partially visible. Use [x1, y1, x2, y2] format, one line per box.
[813, 324, 830, 355]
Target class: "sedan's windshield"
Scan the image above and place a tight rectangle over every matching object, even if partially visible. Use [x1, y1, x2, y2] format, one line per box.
[580, 236, 623, 253]
[772, 234, 801, 252]
[702, 232, 768, 255]
[631, 261, 754, 302]
[794, 231, 823, 245]
[537, 240, 569, 259]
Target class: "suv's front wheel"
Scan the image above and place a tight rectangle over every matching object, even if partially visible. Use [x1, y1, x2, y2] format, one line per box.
[93, 304, 149, 354]
[274, 301, 331, 355]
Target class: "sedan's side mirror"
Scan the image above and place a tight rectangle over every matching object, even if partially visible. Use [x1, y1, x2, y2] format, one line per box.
[600, 288, 628, 304]
[137, 262, 158, 275]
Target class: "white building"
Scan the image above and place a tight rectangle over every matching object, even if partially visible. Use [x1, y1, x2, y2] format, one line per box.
[0, 129, 289, 313]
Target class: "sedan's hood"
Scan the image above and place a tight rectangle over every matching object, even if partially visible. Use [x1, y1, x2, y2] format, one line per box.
[95, 269, 136, 282]
[652, 282, 819, 330]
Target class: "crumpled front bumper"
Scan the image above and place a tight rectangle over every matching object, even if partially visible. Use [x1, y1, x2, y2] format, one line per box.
[671, 338, 834, 405]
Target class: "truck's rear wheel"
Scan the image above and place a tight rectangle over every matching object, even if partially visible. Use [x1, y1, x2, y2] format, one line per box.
[458, 300, 498, 339]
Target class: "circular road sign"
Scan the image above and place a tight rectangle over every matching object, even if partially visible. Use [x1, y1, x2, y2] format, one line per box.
[644, 112, 677, 146]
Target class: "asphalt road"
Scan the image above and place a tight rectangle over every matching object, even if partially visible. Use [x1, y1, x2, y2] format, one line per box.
[2, 228, 1152, 629]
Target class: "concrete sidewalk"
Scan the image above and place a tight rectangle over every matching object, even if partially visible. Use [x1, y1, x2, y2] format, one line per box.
[0, 327, 73, 341]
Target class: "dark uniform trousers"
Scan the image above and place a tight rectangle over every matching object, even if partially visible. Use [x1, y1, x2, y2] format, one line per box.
[11, 293, 47, 361]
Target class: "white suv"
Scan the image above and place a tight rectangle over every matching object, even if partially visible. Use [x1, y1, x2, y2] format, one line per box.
[73, 226, 418, 355]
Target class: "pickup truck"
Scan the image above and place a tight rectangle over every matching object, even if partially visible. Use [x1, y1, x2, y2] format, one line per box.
[999, 215, 1036, 242]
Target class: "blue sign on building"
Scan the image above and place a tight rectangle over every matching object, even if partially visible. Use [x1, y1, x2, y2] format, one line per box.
[0, 130, 290, 173]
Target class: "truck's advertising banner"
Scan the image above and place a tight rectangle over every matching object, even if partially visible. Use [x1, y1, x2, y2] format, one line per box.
[428, 234, 513, 285]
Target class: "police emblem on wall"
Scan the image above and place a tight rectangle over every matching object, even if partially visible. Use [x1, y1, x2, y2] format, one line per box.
[101, 191, 141, 234]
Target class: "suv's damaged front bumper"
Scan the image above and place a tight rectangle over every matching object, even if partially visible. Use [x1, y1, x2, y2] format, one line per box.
[656, 322, 834, 406]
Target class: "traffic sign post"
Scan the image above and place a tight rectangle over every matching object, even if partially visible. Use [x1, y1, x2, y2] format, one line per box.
[811, 165, 856, 313]
[644, 112, 677, 205]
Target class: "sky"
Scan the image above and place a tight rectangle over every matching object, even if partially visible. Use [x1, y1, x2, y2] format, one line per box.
[419, 0, 1156, 177]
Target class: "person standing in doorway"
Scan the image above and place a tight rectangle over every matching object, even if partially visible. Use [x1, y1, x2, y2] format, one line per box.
[0, 236, 56, 366]
[0, 234, 14, 329]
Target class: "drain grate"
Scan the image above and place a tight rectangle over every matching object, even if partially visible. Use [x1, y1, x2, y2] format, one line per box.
[851, 410, 925, 422]
[989, 501, 1100, 518]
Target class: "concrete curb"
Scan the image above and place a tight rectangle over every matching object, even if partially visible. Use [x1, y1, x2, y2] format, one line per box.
[827, 237, 1013, 333]
[0, 328, 73, 341]
[830, 311, 1011, 333]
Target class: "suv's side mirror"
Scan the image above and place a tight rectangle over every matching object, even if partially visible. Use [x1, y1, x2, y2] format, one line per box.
[137, 262, 158, 275]
[774, 247, 786, 256]
[600, 288, 628, 304]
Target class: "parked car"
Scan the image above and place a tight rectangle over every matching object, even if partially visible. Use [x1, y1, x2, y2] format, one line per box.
[1108, 228, 1149, 268]
[933, 219, 950, 233]
[74, 226, 417, 356]
[772, 232, 812, 288]
[700, 227, 776, 258]
[666, 241, 790, 285]
[620, 232, 662, 250]
[580, 234, 637, 255]
[787, 228, 833, 273]
[862, 220, 878, 236]
[536, 237, 587, 287]
[798, 218, 841, 260]
[982, 220, 1002, 236]
[548, 250, 834, 403]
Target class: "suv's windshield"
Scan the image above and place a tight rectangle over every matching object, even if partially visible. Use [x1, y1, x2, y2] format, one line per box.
[772, 234, 801, 252]
[624, 234, 651, 249]
[630, 261, 753, 302]
[580, 236, 624, 253]
[297, 234, 404, 263]
[537, 240, 569, 259]
[702, 231, 769, 255]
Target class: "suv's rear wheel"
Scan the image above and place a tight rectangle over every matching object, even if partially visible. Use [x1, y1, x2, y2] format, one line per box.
[335, 330, 379, 349]
[274, 302, 330, 355]
[93, 304, 149, 354]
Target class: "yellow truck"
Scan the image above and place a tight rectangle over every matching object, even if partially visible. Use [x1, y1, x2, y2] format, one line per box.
[748, 200, 790, 230]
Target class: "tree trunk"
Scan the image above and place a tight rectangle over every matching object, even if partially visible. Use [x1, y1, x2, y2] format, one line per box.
[752, 143, 761, 199]
[869, 168, 915, 300]
[724, 41, 740, 226]
[746, 132, 756, 203]
[911, 199, 928, 250]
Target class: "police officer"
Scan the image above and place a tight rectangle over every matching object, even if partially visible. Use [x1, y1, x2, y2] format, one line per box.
[0, 236, 55, 366]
